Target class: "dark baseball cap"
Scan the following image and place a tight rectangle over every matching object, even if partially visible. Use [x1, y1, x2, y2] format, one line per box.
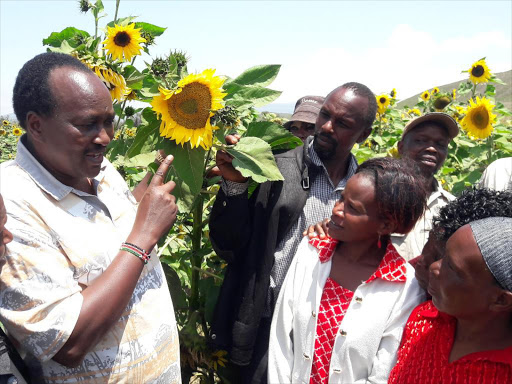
[284, 95, 325, 129]
[402, 112, 459, 140]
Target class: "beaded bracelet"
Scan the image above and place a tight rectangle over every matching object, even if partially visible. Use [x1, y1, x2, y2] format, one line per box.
[120, 242, 151, 264]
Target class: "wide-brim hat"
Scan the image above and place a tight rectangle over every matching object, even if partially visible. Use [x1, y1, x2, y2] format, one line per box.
[284, 95, 325, 129]
[402, 112, 459, 139]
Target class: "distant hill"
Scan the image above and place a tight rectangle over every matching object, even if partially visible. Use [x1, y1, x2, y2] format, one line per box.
[397, 70, 512, 111]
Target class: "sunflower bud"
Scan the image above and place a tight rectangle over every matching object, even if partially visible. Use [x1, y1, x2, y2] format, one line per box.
[78, 0, 92, 13]
[433, 96, 451, 110]
[170, 50, 189, 70]
[124, 106, 136, 117]
[151, 57, 170, 77]
[140, 30, 155, 48]
[211, 106, 239, 128]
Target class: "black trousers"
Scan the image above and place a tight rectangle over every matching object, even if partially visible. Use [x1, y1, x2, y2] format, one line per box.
[239, 317, 272, 384]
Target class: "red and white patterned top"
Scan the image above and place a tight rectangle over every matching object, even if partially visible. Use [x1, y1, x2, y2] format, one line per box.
[308, 236, 407, 384]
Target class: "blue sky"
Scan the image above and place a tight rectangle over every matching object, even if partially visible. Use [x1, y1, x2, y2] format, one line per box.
[1, 0, 511, 116]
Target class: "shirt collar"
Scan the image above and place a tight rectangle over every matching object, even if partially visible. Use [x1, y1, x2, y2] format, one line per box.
[428, 178, 454, 206]
[15, 135, 106, 201]
[310, 237, 407, 283]
[308, 140, 358, 190]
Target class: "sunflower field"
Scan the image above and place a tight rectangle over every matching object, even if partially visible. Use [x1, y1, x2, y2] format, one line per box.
[0, 0, 511, 383]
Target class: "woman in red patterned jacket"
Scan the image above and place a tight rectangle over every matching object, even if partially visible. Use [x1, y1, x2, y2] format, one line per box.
[389, 216, 512, 383]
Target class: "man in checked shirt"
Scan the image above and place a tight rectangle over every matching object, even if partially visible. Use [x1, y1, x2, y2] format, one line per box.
[209, 83, 378, 384]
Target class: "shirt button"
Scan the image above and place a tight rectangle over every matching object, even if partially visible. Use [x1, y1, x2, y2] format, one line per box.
[303, 353, 311, 360]
[355, 296, 363, 303]
[339, 329, 347, 336]
[211, 334, 217, 340]
[311, 311, 316, 318]
[222, 201, 227, 207]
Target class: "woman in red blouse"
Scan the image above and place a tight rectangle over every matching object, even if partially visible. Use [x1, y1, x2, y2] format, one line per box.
[389, 216, 512, 384]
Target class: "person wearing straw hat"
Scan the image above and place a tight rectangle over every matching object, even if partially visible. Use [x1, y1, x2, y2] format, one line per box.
[389, 216, 512, 383]
[284, 96, 325, 142]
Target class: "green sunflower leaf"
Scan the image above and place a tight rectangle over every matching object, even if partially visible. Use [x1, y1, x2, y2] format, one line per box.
[43, 27, 90, 48]
[223, 83, 282, 108]
[225, 137, 284, 183]
[134, 22, 167, 37]
[229, 65, 281, 87]
[244, 121, 302, 150]
[126, 118, 159, 158]
[159, 141, 206, 212]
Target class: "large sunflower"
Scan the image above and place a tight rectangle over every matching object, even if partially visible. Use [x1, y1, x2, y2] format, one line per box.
[103, 23, 146, 62]
[376, 94, 390, 114]
[151, 69, 227, 150]
[461, 96, 496, 140]
[468, 59, 492, 84]
[420, 90, 430, 101]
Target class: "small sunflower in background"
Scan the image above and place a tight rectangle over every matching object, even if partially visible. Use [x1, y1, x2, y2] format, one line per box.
[103, 23, 146, 62]
[376, 94, 390, 114]
[94, 65, 130, 101]
[408, 108, 421, 116]
[468, 58, 492, 84]
[452, 89, 457, 99]
[390, 88, 397, 99]
[12, 127, 23, 136]
[420, 90, 430, 101]
[151, 69, 226, 150]
[461, 96, 496, 139]
[0, 128, 6, 136]
[2, 120, 9, 126]
[431, 87, 440, 95]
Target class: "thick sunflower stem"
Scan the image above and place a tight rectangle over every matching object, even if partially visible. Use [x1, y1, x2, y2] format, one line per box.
[487, 135, 494, 162]
[114, 0, 121, 24]
[189, 195, 204, 312]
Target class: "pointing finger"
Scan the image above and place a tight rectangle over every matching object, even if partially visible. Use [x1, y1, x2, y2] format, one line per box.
[151, 155, 174, 186]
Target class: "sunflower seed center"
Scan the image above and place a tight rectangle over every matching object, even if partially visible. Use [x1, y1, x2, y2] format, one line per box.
[114, 31, 131, 47]
[471, 65, 484, 77]
[471, 107, 489, 129]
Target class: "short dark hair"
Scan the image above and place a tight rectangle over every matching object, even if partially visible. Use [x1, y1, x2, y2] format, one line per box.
[12, 52, 91, 129]
[356, 157, 428, 234]
[433, 187, 512, 241]
[328, 82, 377, 132]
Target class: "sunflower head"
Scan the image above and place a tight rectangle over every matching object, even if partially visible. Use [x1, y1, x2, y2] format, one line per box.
[2, 120, 9, 126]
[433, 96, 451, 111]
[103, 23, 146, 62]
[78, 0, 91, 13]
[0, 128, 6, 136]
[452, 89, 457, 99]
[408, 108, 421, 116]
[390, 88, 397, 99]
[420, 90, 430, 101]
[12, 127, 23, 136]
[468, 59, 492, 84]
[93, 65, 130, 101]
[431, 87, 440, 95]
[461, 96, 497, 140]
[140, 30, 155, 48]
[151, 69, 227, 150]
[376, 94, 390, 114]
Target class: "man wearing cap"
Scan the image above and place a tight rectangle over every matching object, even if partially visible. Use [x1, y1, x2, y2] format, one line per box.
[209, 83, 377, 383]
[392, 112, 459, 261]
[284, 95, 325, 142]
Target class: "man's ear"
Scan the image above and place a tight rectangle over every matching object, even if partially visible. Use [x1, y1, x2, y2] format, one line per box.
[356, 126, 372, 144]
[489, 290, 512, 313]
[26, 111, 45, 143]
[397, 139, 404, 156]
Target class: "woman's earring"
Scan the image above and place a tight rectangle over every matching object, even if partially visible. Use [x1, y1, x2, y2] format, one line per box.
[377, 234, 382, 249]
